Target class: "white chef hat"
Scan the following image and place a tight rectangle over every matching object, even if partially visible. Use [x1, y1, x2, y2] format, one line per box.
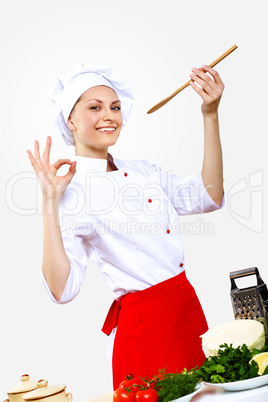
[49, 62, 135, 146]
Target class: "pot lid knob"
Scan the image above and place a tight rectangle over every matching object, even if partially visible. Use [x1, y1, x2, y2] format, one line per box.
[37, 380, 48, 388]
[21, 375, 30, 382]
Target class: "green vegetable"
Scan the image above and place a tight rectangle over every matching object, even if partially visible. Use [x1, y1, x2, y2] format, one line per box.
[198, 339, 268, 383]
[154, 368, 200, 402]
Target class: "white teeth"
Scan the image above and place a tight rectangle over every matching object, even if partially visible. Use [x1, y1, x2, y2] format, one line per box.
[97, 127, 116, 132]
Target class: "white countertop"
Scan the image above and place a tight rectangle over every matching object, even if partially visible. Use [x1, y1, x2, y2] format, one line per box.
[83, 383, 268, 402]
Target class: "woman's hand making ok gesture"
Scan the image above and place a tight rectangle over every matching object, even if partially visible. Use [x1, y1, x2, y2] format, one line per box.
[26, 136, 77, 201]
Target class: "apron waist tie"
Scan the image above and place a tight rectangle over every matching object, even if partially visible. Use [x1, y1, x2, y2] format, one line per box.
[102, 272, 188, 336]
[102, 299, 121, 336]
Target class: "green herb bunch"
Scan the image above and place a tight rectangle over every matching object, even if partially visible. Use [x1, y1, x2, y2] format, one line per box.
[154, 368, 200, 402]
[198, 341, 268, 383]
[145, 337, 268, 400]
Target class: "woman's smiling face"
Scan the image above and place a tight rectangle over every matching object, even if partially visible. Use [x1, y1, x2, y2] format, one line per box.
[67, 85, 123, 157]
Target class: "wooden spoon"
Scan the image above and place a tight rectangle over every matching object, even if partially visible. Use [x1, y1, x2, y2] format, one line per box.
[147, 44, 238, 114]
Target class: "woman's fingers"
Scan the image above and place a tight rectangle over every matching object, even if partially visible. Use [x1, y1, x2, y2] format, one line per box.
[33, 140, 42, 165]
[201, 65, 225, 88]
[64, 161, 77, 182]
[190, 80, 211, 103]
[190, 69, 215, 95]
[27, 141, 76, 199]
[190, 66, 224, 105]
[53, 159, 73, 170]
[190, 66, 224, 95]
[27, 149, 48, 192]
[26, 149, 40, 173]
[42, 136, 52, 166]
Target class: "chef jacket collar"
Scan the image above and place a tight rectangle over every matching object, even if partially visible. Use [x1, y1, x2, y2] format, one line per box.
[72, 152, 118, 173]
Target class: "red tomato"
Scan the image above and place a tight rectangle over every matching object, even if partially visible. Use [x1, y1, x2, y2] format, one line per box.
[135, 389, 158, 401]
[113, 388, 135, 402]
[119, 374, 148, 392]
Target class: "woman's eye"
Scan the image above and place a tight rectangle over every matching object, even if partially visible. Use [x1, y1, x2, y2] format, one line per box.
[111, 106, 121, 111]
[90, 106, 100, 110]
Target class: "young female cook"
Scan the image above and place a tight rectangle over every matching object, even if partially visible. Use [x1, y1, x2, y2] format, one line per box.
[27, 63, 225, 390]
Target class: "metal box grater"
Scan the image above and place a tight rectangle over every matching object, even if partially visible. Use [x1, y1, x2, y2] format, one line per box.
[230, 267, 268, 335]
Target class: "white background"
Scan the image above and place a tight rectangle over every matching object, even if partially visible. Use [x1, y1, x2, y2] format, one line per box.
[1, 0, 268, 400]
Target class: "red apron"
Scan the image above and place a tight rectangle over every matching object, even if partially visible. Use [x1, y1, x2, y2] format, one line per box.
[102, 271, 208, 390]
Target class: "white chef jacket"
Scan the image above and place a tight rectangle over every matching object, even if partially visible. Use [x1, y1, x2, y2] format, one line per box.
[41, 154, 224, 361]
[42, 153, 224, 305]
